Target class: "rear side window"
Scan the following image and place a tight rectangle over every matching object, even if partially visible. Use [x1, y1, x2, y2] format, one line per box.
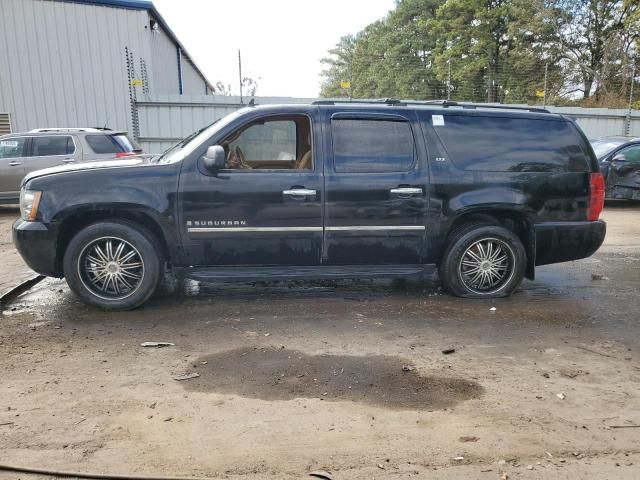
[332, 119, 414, 173]
[86, 134, 139, 154]
[31, 136, 75, 156]
[0, 137, 27, 158]
[432, 115, 590, 172]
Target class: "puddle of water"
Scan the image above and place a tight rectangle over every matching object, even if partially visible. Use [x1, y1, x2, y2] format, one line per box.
[181, 347, 483, 410]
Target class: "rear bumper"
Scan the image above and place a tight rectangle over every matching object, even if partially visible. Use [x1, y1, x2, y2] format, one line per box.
[534, 220, 606, 266]
[12, 219, 60, 277]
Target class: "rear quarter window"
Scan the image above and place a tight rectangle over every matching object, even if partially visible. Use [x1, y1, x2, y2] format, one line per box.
[432, 115, 591, 172]
[86, 134, 138, 154]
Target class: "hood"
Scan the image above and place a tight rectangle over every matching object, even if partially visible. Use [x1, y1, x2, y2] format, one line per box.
[22, 157, 156, 186]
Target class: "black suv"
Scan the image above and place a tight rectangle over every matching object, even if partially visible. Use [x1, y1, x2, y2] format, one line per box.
[13, 100, 606, 310]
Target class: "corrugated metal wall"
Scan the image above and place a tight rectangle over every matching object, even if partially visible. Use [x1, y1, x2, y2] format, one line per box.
[0, 0, 152, 133]
[0, 0, 211, 134]
[149, 24, 180, 96]
[135, 95, 640, 153]
[181, 56, 207, 96]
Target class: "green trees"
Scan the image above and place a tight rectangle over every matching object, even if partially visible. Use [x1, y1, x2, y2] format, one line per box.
[319, 0, 639, 107]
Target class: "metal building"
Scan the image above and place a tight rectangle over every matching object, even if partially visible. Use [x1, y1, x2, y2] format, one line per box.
[0, 0, 214, 137]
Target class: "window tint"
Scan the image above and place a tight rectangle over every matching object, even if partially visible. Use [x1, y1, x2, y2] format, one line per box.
[0, 137, 27, 159]
[332, 119, 414, 173]
[86, 134, 137, 154]
[618, 145, 640, 164]
[432, 115, 590, 172]
[32, 136, 75, 156]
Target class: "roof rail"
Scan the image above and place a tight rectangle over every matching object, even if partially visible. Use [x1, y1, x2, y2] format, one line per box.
[312, 98, 550, 114]
[312, 98, 403, 106]
[29, 127, 103, 133]
[399, 99, 550, 114]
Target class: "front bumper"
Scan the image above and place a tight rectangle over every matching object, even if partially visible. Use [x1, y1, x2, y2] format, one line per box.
[12, 219, 61, 277]
[535, 220, 606, 266]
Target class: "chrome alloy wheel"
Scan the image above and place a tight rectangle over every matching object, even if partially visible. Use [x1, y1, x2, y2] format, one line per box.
[78, 236, 145, 300]
[458, 237, 515, 294]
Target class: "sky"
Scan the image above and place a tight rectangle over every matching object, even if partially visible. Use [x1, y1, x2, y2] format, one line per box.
[152, 0, 396, 98]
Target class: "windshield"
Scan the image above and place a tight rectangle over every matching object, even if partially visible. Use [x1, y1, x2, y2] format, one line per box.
[156, 109, 247, 164]
[590, 139, 627, 159]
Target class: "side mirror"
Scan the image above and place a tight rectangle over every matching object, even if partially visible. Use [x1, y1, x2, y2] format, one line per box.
[611, 153, 627, 163]
[201, 145, 225, 172]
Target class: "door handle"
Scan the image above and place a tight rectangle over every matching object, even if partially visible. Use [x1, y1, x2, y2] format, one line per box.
[390, 187, 423, 195]
[283, 188, 317, 196]
[8, 161, 22, 166]
[62, 157, 76, 163]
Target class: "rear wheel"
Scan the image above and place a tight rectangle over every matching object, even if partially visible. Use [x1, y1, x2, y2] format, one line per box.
[439, 223, 526, 298]
[63, 222, 161, 310]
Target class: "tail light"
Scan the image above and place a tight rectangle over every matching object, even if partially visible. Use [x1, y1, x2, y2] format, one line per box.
[588, 172, 605, 221]
[115, 152, 136, 158]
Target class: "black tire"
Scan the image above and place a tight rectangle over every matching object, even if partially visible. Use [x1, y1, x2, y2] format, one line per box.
[439, 223, 526, 298]
[63, 221, 162, 310]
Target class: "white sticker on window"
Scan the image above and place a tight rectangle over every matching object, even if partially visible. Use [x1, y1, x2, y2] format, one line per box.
[0, 140, 18, 147]
[432, 115, 445, 126]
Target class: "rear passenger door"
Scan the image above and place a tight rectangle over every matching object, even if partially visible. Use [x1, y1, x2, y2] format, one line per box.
[323, 111, 428, 265]
[27, 135, 79, 173]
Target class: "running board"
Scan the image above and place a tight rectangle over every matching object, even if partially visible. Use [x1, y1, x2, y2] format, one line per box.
[183, 264, 437, 284]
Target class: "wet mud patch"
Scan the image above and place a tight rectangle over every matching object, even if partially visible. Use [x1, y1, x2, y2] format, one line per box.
[182, 347, 483, 410]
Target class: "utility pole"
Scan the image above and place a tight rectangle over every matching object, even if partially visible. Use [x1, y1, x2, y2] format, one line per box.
[543, 63, 548, 108]
[238, 49, 243, 105]
[626, 61, 636, 136]
[447, 59, 451, 100]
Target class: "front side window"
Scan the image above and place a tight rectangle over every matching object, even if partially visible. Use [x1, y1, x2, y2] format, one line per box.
[332, 119, 415, 173]
[0, 137, 27, 159]
[617, 145, 640, 164]
[31, 136, 75, 156]
[222, 116, 313, 171]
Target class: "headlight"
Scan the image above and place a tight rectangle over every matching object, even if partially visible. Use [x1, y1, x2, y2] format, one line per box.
[20, 189, 42, 221]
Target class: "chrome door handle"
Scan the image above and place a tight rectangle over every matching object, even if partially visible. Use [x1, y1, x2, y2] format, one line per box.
[390, 187, 423, 195]
[8, 161, 22, 166]
[62, 158, 76, 163]
[283, 188, 317, 196]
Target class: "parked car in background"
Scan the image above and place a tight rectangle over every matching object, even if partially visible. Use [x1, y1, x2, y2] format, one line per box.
[0, 128, 141, 203]
[590, 135, 640, 200]
[13, 100, 606, 310]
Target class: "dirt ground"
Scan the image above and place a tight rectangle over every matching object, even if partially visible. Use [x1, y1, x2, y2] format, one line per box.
[1, 203, 639, 480]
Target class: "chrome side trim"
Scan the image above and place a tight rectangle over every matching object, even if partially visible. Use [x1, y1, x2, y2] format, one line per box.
[188, 226, 323, 233]
[326, 225, 425, 231]
[188, 225, 426, 233]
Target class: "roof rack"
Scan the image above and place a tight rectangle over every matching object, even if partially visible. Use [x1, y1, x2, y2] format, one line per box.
[312, 98, 403, 106]
[312, 98, 550, 114]
[29, 127, 103, 133]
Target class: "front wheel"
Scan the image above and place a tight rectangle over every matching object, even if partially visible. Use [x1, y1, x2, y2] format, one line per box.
[63, 222, 161, 310]
[439, 223, 526, 298]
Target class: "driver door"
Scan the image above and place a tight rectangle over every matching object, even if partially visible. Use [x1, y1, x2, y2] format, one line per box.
[178, 111, 323, 267]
